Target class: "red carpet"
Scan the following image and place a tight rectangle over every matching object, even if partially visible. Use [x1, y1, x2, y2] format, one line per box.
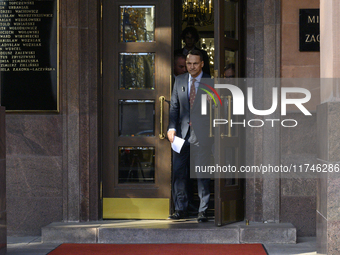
[48, 243, 268, 255]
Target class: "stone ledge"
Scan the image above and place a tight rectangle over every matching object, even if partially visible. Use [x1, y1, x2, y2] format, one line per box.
[240, 223, 296, 244]
[42, 220, 296, 244]
[98, 227, 239, 244]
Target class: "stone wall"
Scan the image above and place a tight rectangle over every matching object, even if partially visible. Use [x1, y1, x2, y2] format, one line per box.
[279, 0, 320, 237]
[280, 113, 317, 236]
[6, 0, 100, 235]
[245, 0, 282, 224]
[317, 0, 340, 253]
[6, 115, 63, 236]
[0, 107, 6, 253]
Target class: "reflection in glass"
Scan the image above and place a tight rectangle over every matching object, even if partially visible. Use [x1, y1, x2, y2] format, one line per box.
[119, 100, 155, 136]
[200, 37, 214, 77]
[120, 6, 155, 42]
[224, 147, 236, 185]
[119, 53, 155, 89]
[222, 95, 237, 137]
[224, 50, 236, 78]
[119, 147, 155, 183]
[224, 0, 237, 39]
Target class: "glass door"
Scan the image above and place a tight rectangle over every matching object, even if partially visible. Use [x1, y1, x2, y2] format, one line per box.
[214, 0, 245, 226]
[102, 0, 172, 219]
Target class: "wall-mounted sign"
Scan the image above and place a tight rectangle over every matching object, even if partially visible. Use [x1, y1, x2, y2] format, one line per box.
[299, 9, 319, 52]
[0, 0, 59, 112]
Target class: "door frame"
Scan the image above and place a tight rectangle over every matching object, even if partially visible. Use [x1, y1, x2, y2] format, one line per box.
[101, 0, 173, 219]
[214, 0, 246, 226]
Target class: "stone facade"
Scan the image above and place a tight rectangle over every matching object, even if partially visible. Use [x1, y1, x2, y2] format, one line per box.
[317, 102, 340, 254]
[6, 0, 99, 235]
[3, 0, 323, 240]
[0, 107, 6, 254]
[280, 0, 319, 236]
[317, 0, 340, 253]
[245, 0, 281, 225]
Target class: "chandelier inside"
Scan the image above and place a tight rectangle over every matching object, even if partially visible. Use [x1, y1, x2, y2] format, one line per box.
[182, 0, 214, 27]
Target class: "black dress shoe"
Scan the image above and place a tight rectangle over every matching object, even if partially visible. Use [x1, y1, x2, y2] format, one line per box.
[197, 211, 208, 222]
[168, 210, 188, 220]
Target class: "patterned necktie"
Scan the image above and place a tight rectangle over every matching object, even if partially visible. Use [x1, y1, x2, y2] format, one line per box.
[189, 78, 196, 109]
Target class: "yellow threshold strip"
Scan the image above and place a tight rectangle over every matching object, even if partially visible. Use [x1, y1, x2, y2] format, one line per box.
[103, 198, 170, 219]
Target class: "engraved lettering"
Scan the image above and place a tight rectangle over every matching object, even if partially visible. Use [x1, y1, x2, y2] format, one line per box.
[305, 34, 320, 43]
[308, 15, 319, 23]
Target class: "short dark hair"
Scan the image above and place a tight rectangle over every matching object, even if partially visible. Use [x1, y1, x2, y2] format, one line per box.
[181, 27, 200, 42]
[174, 53, 186, 63]
[187, 49, 204, 62]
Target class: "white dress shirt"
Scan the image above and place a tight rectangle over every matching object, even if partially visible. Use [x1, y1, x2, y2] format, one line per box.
[188, 71, 203, 99]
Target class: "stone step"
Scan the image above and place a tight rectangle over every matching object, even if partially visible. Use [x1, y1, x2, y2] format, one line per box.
[42, 220, 296, 244]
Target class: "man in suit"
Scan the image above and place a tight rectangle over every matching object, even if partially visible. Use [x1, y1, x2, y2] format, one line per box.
[168, 49, 212, 222]
[174, 27, 211, 76]
[174, 53, 187, 77]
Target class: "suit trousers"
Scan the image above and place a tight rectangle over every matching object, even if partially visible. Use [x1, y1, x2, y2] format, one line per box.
[172, 132, 211, 213]
[190, 143, 211, 213]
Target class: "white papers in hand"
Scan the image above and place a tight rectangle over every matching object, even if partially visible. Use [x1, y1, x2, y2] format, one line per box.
[171, 136, 185, 153]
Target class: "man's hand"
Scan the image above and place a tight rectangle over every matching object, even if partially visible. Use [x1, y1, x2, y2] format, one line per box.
[167, 130, 176, 143]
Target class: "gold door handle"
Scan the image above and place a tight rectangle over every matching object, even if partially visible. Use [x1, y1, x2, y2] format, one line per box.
[227, 95, 232, 137]
[221, 95, 232, 139]
[159, 96, 165, 139]
[209, 99, 214, 137]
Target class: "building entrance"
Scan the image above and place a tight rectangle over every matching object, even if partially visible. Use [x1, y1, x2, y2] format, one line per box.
[101, 0, 245, 225]
[102, 0, 172, 219]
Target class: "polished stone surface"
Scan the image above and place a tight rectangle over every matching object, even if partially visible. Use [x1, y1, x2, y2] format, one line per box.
[280, 196, 316, 236]
[7, 236, 60, 255]
[316, 171, 327, 218]
[6, 115, 62, 156]
[316, 212, 327, 255]
[6, 114, 63, 237]
[317, 103, 328, 161]
[60, 0, 99, 224]
[0, 109, 5, 159]
[6, 156, 62, 198]
[0, 107, 6, 254]
[245, 0, 281, 225]
[281, 113, 317, 155]
[4, 0, 100, 235]
[7, 197, 62, 236]
[42, 220, 296, 244]
[316, 102, 340, 254]
[98, 223, 240, 244]
[6, 156, 62, 236]
[327, 172, 340, 221]
[281, 178, 316, 197]
[265, 237, 316, 255]
[275, 105, 323, 238]
[328, 103, 340, 162]
[240, 223, 296, 244]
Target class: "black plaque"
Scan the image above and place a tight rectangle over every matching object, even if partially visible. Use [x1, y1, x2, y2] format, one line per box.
[299, 9, 319, 52]
[0, 0, 58, 111]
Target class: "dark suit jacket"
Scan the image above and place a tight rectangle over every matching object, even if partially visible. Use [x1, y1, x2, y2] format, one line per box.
[169, 72, 213, 146]
[174, 47, 211, 76]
